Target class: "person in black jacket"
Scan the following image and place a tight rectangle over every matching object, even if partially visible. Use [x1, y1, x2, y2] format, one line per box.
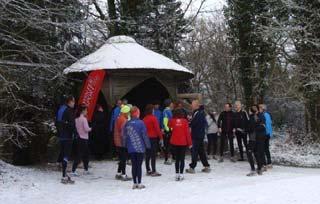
[217, 103, 236, 162]
[59, 96, 76, 184]
[247, 105, 266, 176]
[92, 105, 108, 160]
[234, 101, 249, 161]
[186, 100, 210, 174]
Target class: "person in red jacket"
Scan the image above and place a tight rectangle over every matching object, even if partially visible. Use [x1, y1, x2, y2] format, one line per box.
[143, 104, 163, 176]
[169, 108, 192, 181]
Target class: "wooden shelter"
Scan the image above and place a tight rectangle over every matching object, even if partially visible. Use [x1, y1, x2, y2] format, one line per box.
[64, 36, 194, 110]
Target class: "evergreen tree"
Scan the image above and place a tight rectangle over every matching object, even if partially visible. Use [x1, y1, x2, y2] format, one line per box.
[224, 0, 276, 106]
[108, 0, 190, 62]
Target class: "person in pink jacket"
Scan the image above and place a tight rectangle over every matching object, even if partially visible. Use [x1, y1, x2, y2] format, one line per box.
[71, 105, 92, 176]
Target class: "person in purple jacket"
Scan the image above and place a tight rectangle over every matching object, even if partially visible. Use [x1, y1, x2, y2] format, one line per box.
[122, 106, 151, 190]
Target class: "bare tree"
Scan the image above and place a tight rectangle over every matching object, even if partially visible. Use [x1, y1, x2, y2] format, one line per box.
[181, 13, 242, 111]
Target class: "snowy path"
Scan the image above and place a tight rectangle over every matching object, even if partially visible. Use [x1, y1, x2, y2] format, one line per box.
[1, 158, 320, 204]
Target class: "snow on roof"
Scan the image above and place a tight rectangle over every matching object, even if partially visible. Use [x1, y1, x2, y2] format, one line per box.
[63, 35, 193, 77]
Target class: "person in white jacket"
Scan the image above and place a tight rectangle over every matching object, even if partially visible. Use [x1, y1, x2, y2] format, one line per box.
[206, 111, 219, 160]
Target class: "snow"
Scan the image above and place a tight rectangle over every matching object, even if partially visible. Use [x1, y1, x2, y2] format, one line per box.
[271, 131, 320, 168]
[63, 35, 193, 78]
[1, 158, 320, 204]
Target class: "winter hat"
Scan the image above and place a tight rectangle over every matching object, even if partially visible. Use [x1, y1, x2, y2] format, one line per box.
[130, 106, 140, 118]
[120, 105, 131, 114]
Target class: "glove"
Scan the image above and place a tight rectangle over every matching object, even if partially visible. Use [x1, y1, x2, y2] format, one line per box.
[159, 139, 164, 148]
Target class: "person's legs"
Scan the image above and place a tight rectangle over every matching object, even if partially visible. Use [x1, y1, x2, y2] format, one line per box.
[168, 134, 175, 160]
[220, 133, 226, 157]
[145, 148, 151, 172]
[150, 139, 158, 172]
[72, 139, 81, 172]
[137, 153, 144, 184]
[243, 133, 248, 152]
[173, 146, 180, 173]
[198, 140, 210, 167]
[256, 138, 265, 171]
[61, 140, 72, 177]
[212, 133, 218, 156]
[117, 147, 122, 174]
[189, 140, 199, 169]
[265, 137, 272, 165]
[118, 147, 127, 175]
[228, 133, 235, 157]
[164, 132, 170, 161]
[81, 139, 89, 171]
[236, 131, 244, 159]
[207, 134, 213, 155]
[247, 141, 256, 171]
[179, 147, 186, 174]
[130, 153, 138, 184]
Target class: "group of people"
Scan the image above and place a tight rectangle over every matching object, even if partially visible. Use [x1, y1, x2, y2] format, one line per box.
[55, 96, 273, 188]
[209, 101, 273, 176]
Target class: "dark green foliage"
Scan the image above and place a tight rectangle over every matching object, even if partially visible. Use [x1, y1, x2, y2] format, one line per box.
[108, 0, 190, 62]
[224, 0, 276, 107]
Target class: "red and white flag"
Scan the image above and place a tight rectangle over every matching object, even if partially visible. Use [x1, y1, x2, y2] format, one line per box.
[78, 70, 106, 121]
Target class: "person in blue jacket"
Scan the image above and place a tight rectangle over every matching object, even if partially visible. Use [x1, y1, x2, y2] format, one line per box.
[259, 104, 273, 169]
[55, 103, 68, 164]
[122, 106, 151, 190]
[57, 96, 76, 184]
[109, 99, 122, 133]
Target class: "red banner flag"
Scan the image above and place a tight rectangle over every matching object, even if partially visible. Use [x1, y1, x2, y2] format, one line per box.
[78, 70, 106, 121]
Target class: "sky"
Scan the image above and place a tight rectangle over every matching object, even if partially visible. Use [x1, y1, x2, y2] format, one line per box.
[181, 0, 226, 15]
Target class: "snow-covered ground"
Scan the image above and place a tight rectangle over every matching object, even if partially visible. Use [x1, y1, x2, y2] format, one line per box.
[1, 158, 320, 204]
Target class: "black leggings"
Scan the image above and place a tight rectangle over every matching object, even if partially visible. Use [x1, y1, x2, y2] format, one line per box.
[173, 146, 187, 174]
[220, 132, 235, 157]
[146, 138, 159, 172]
[207, 133, 218, 155]
[130, 153, 144, 184]
[72, 138, 89, 172]
[60, 140, 72, 177]
[235, 131, 248, 159]
[117, 147, 127, 175]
